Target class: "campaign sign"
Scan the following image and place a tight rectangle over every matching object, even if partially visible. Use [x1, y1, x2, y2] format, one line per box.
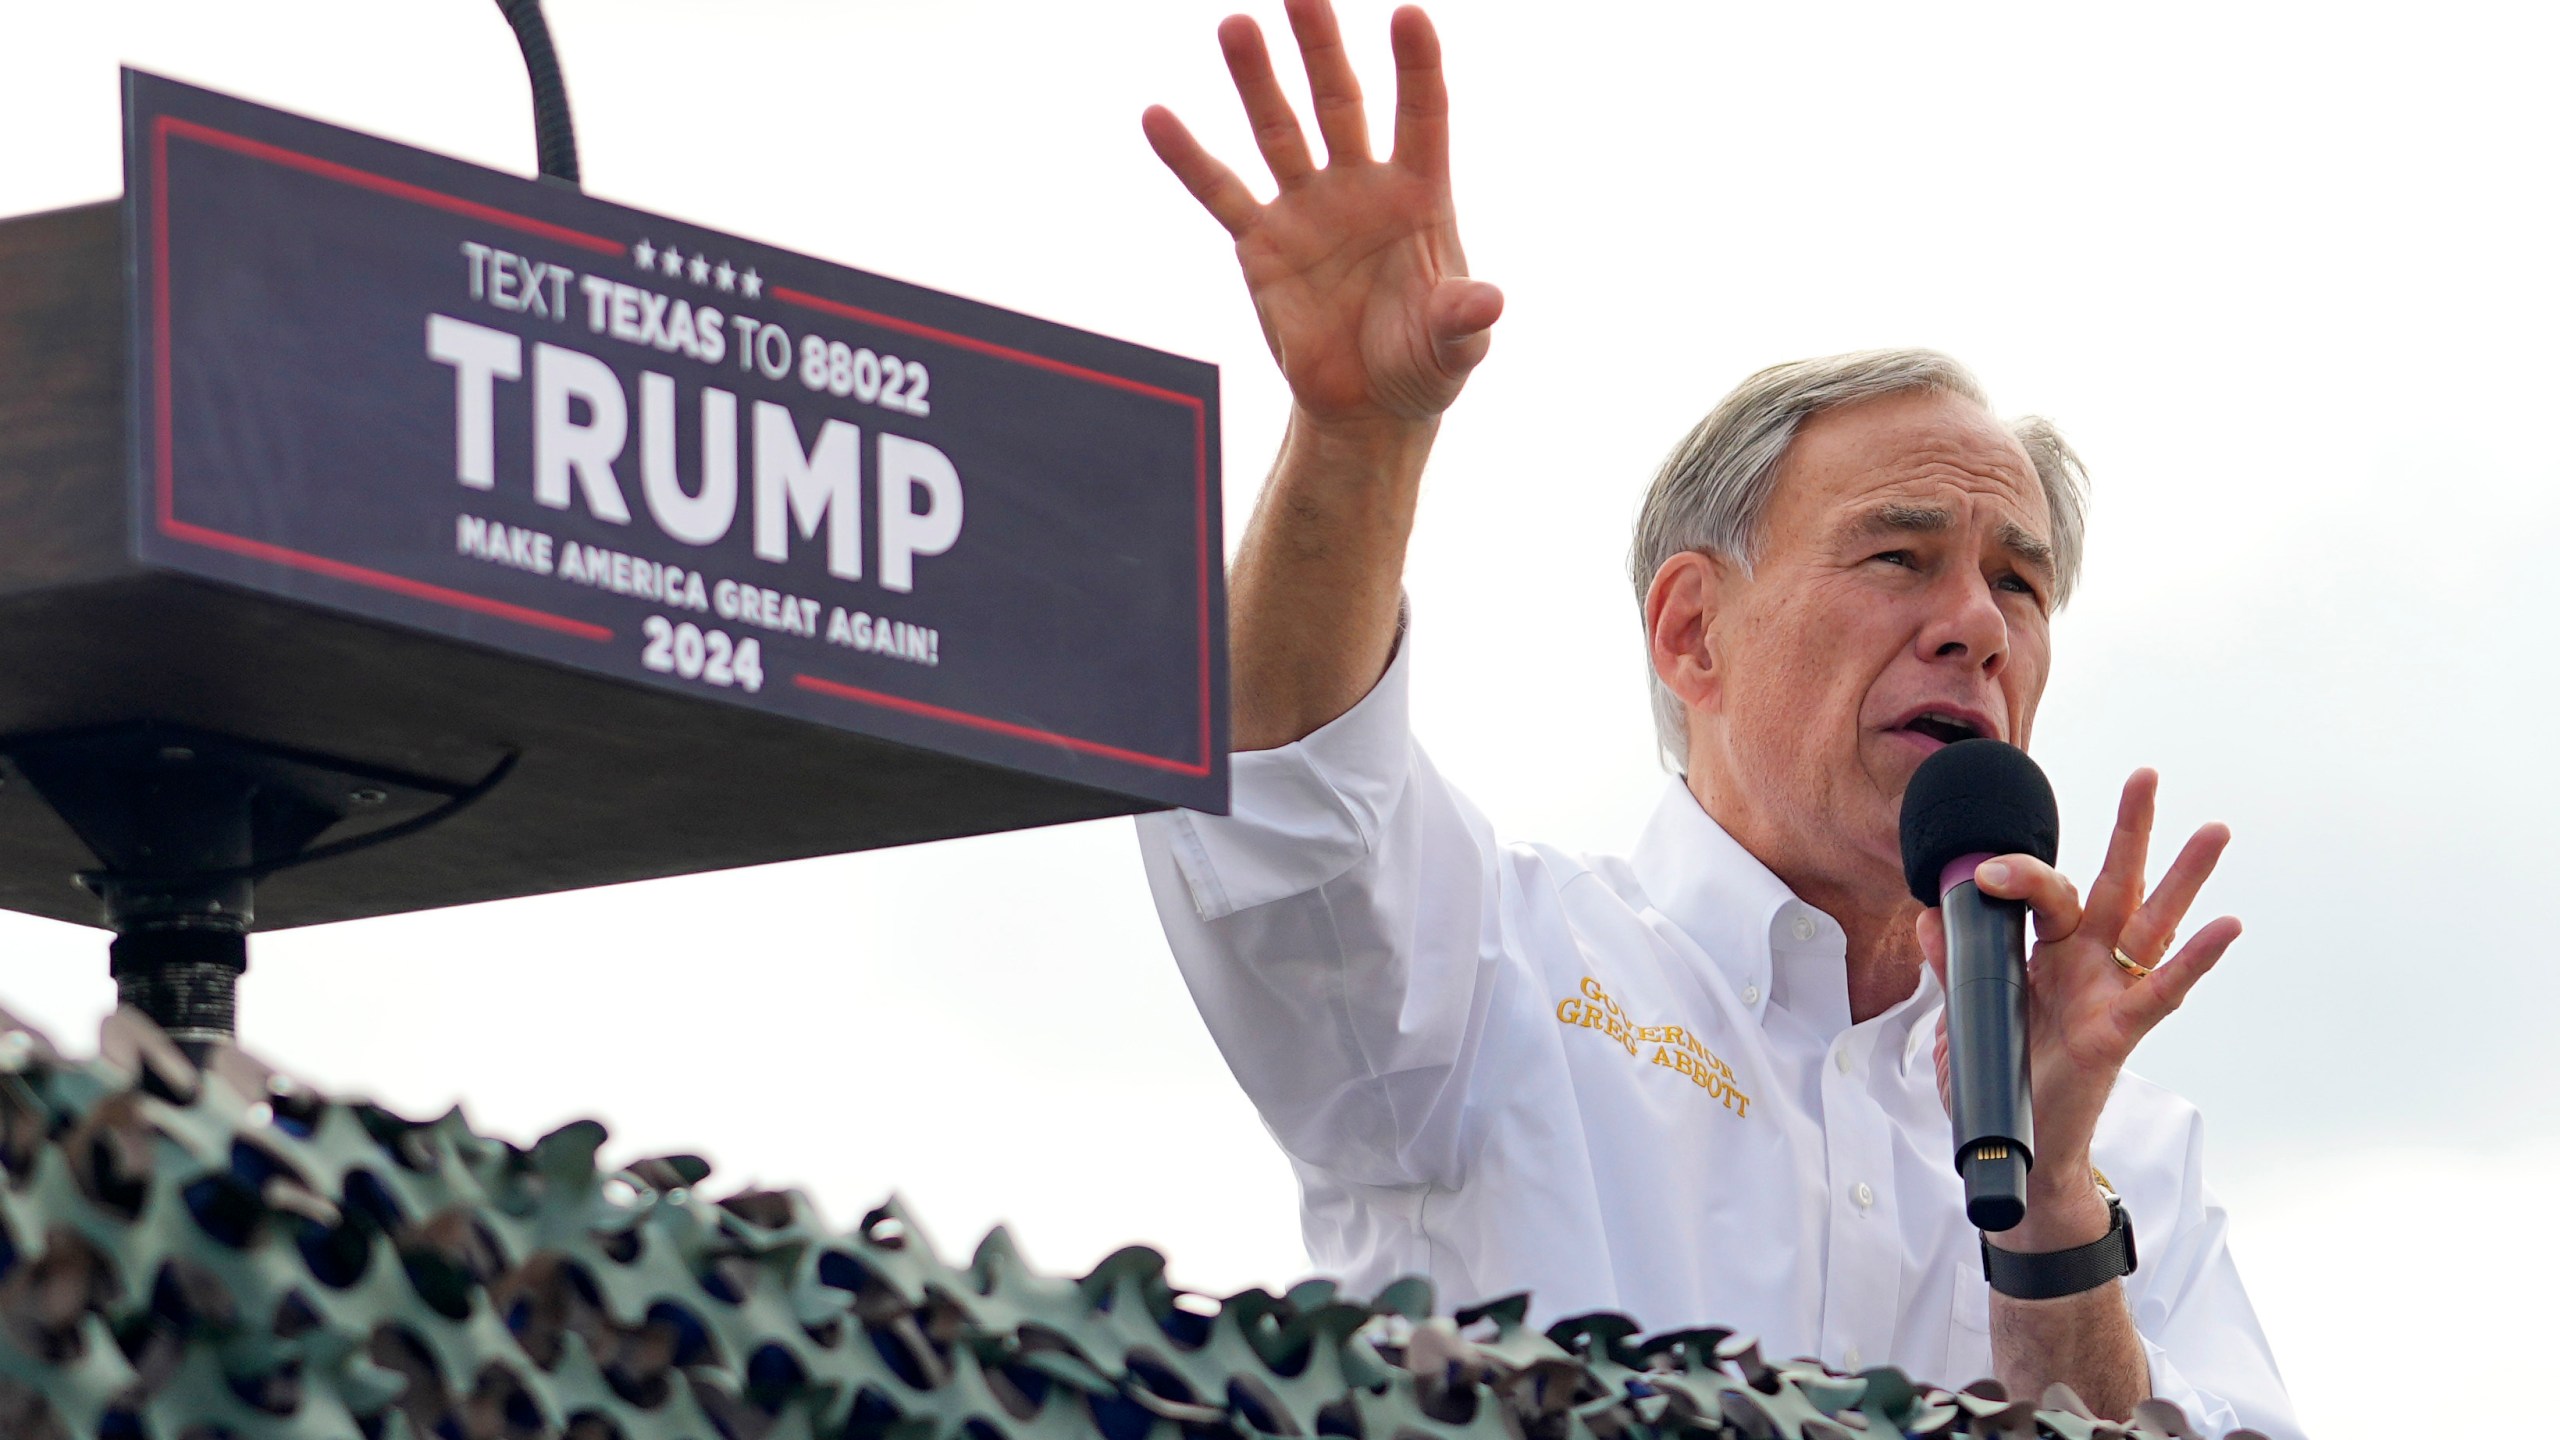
[122, 70, 1226, 813]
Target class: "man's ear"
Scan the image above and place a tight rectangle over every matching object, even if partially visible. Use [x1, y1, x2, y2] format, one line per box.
[1645, 551, 1725, 715]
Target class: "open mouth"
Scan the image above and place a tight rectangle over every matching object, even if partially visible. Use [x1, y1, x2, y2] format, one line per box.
[1897, 712, 1986, 746]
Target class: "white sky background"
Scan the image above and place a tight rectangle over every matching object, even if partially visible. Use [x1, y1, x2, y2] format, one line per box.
[0, 1, 2550, 1433]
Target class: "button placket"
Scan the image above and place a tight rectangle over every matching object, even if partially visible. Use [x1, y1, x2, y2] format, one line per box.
[1819, 1032, 1903, 1376]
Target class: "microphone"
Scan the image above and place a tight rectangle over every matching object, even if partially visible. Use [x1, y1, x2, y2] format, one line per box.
[1898, 738, 2059, 1233]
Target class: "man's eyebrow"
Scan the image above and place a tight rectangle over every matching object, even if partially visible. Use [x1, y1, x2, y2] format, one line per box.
[1998, 520, 2056, 577]
[1848, 502, 1953, 538]
[1843, 504, 2057, 577]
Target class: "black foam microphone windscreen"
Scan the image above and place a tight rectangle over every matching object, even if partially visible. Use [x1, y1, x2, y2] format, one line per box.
[1900, 739, 2060, 905]
[1898, 738, 2060, 1231]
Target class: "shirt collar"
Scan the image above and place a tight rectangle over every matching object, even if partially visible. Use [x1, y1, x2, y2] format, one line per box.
[1628, 780, 1852, 1033]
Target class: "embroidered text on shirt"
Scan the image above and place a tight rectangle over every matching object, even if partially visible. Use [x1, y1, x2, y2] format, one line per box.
[1554, 977, 1753, 1118]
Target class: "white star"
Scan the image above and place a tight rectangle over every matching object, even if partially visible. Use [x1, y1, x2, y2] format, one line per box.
[740, 267, 763, 299]
[714, 260, 736, 292]
[688, 253, 711, 285]
[660, 247, 684, 277]
[633, 238, 656, 268]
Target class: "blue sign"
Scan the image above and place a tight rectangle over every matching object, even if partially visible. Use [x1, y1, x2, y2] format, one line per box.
[124, 70, 1226, 813]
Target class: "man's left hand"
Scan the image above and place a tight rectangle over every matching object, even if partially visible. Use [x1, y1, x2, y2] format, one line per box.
[1918, 768, 2241, 1250]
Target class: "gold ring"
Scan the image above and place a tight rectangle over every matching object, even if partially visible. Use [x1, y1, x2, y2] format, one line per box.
[2111, 946, 2157, 978]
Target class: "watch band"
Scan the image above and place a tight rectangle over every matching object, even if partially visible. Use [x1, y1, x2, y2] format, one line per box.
[1980, 1192, 2138, 1300]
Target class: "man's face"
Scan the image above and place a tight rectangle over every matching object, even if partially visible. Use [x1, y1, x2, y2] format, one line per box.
[1693, 388, 2056, 889]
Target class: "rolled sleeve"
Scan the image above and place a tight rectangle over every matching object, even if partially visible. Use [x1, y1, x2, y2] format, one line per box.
[1142, 627, 1417, 921]
[1135, 623, 1508, 1188]
[2141, 1336, 2252, 1440]
[2104, 1084, 2304, 1439]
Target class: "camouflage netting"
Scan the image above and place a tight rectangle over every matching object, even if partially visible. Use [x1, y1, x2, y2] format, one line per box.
[0, 1006, 2257, 1440]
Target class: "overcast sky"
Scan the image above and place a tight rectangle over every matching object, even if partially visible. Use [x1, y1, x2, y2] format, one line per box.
[2, 3, 2551, 1435]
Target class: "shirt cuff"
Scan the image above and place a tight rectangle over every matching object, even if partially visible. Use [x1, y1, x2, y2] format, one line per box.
[1138, 616, 1415, 921]
[2139, 1334, 2245, 1438]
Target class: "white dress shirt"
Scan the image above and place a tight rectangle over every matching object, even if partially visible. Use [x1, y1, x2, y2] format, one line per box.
[1136, 629, 2300, 1439]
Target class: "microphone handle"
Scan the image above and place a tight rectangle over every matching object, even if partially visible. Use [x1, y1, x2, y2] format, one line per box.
[1942, 876, 2034, 1231]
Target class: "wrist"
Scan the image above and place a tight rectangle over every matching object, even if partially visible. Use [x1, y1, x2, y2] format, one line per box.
[1282, 407, 1439, 472]
[1994, 1154, 2110, 1254]
[1265, 411, 1439, 545]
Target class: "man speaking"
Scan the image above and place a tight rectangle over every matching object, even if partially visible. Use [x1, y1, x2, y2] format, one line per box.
[1132, 3, 2298, 1435]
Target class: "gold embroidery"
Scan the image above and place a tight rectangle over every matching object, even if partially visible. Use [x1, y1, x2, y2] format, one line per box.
[1558, 976, 1753, 1119]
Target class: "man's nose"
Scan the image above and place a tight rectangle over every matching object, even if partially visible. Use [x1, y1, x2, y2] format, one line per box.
[1919, 572, 2007, 677]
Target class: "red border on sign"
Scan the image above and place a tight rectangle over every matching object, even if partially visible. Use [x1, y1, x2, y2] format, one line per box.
[150, 116, 615, 641]
[769, 288, 1214, 778]
[147, 114, 1217, 778]
[793, 674, 1201, 775]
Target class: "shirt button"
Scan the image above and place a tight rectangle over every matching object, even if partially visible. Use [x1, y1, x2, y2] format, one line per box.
[1791, 913, 1817, 942]
[1854, 1182, 1875, 1209]
[1844, 1346, 1863, 1370]
[1741, 984, 1761, 1006]
[1833, 1046, 1852, 1074]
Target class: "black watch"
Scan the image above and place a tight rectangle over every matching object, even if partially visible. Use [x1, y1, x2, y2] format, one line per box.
[1981, 1182, 2138, 1300]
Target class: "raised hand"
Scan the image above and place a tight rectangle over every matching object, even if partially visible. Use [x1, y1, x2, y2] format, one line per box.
[1143, 1, 1502, 428]
[1921, 769, 2242, 1249]
[1919, 770, 2238, 1413]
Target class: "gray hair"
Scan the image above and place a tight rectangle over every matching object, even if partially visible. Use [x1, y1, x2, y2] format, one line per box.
[1628, 348, 2090, 765]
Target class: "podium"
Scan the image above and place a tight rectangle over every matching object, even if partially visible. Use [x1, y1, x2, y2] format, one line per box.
[0, 71, 1225, 1046]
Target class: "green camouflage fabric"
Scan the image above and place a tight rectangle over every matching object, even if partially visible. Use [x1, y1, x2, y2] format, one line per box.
[0, 1006, 2258, 1440]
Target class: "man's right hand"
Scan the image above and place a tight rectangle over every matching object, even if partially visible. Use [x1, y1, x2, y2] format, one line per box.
[1144, 2, 1502, 430]
[1143, 2, 1501, 751]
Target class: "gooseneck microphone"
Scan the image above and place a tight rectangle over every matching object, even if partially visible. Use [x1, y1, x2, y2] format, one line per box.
[1898, 738, 2060, 1233]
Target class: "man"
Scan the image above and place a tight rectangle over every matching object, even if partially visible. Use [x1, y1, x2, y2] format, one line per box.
[1132, 3, 2298, 1435]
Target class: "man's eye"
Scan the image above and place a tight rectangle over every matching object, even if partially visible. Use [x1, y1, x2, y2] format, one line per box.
[1997, 574, 2047, 605]
[1871, 550, 1914, 568]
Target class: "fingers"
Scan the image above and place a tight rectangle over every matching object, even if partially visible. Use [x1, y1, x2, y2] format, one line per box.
[2117, 914, 2241, 1034]
[1973, 855, 2082, 942]
[1285, 0, 1373, 165]
[1932, 1017, 1952, 1118]
[2117, 822, 2232, 963]
[2079, 769, 2158, 943]
[1142, 106, 1262, 237]
[1913, 906, 1949, 989]
[1426, 277, 1503, 375]
[1218, 15, 1317, 187]
[1387, 5, 1449, 178]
